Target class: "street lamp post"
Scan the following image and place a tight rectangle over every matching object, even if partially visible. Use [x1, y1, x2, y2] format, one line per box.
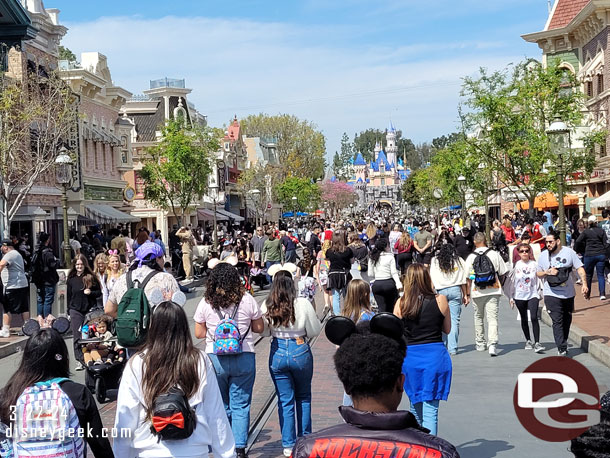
[249, 189, 261, 227]
[292, 196, 297, 226]
[457, 175, 466, 222]
[55, 146, 73, 267]
[547, 117, 570, 245]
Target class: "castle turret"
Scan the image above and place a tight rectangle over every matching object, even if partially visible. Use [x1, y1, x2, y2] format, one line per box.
[386, 121, 397, 167]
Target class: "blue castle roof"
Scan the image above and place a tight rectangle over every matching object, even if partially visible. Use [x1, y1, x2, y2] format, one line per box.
[370, 150, 393, 172]
[353, 152, 366, 166]
[388, 120, 395, 133]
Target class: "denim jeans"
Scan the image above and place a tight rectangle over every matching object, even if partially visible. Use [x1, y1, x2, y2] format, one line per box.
[583, 254, 606, 297]
[331, 288, 346, 316]
[209, 352, 256, 448]
[438, 286, 462, 354]
[411, 399, 440, 435]
[36, 284, 55, 318]
[269, 338, 313, 448]
[266, 260, 280, 285]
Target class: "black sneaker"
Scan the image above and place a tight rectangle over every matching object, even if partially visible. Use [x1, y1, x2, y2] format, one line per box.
[236, 448, 247, 458]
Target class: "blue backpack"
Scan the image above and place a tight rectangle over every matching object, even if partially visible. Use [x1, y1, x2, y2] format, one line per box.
[213, 304, 249, 355]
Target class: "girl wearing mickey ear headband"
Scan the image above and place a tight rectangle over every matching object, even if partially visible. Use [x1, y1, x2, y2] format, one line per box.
[393, 263, 452, 436]
[0, 328, 113, 456]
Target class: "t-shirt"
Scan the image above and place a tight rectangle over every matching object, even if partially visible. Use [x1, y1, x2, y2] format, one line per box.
[1, 249, 28, 289]
[602, 220, 610, 240]
[326, 249, 353, 271]
[464, 247, 508, 298]
[537, 246, 583, 299]
[430, 257, 467, 291]
[193, 292, 262, 353]
[414, 230, 434, 252]
[513, 260, 538, 301]
[108, 266, 180, 307]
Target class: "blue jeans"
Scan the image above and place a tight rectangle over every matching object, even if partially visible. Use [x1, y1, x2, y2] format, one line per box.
[411, 399, 440, 435]
[266, 260, 280, 284]
[269, 338, 313, 448]
[209, 352, 256, 448]
[438, 286, 462, 354]
[36, 284, 55, 318]
[331, 288, 346, 316]
[583, 254, 606, 297]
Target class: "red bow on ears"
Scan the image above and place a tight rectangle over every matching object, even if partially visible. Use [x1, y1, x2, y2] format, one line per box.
[152, 412, 185, 432]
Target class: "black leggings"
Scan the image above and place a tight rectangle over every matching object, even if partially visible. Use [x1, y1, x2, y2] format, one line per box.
[372, 279, 399, 314]
[514, 298, 540, 343]
[396, 253, 412, 275]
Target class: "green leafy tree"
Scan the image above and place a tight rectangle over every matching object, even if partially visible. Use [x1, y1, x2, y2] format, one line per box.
[241, 113, 326, 181]
[460, 59, 605, 216]
[237, 163, 278, 225]
[58, 46, 77, 62]
[331, 132, 355, 180]
[274, 177, 321, 213]
[140, 120, 216, 225]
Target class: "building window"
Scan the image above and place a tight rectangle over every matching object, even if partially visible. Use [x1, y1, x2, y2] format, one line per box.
[600, 143, 607, 158]
[381, 178, 385, 186]
[598, 74, 604, 94]
[587, 81, 593, 98]
[135, 172, 145, 197]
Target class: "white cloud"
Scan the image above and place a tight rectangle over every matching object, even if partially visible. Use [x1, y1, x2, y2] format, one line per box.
[62, 15, 535, 161]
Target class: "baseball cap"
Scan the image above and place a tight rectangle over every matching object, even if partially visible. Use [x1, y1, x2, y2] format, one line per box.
[588, 215, 597, 223]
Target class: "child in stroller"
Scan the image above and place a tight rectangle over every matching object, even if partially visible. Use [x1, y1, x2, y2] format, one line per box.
[82, 314, 124, 366]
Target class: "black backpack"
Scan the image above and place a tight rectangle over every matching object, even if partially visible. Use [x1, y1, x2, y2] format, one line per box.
[473, 248, 497, 288]
[150, 387, 196, 441]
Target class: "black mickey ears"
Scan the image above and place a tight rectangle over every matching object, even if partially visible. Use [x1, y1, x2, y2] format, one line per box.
[370, 313, 406, 345]
[22, 316, 71, 337]
[325, 312, 406, 346]
[325, 316, 356, 346]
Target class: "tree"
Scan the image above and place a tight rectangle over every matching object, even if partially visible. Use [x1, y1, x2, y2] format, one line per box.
[0, 68, 79, 237]
[319, 179, 357, 217]
[58, 46, 77, 62]
[241, 114, 326, 181]
[331, 132, 354, 180]
[274, 176, 321, 214]
[140, 120, 216, 225]
[237, 163, 275, 225]
[459, 59, 605, 215]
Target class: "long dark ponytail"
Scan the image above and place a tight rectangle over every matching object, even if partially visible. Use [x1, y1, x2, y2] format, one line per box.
[369, 238, 388, 266]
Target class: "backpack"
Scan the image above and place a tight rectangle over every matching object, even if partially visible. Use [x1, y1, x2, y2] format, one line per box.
[12, 378, 85, 458]
[29, 249, 43, 284]
[150, 387, 196, 441]
[115, 270, 159, 347]
[546, 251, 572, 287]
[213, 303, 248, 355]
[473, 248, 497, 288]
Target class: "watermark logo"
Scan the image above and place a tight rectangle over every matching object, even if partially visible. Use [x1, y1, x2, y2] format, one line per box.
[513, 357, 600, 442]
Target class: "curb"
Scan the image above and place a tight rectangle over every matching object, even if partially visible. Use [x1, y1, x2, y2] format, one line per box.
[0, 336, 29, 359]
[541, 308, 610, 368]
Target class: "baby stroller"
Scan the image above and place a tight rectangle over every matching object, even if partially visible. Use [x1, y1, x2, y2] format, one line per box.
[249, 264, 269, 291]
[81, 309, 126, 403]
[236, 260, 253, 294]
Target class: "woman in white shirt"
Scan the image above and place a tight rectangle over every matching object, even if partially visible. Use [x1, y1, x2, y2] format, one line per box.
[507, 243, 545, 353]
[430, 244, 468, 355]
[113, 301, 235, 458]
[261, 267, 322, 457]
[368, 238, 402, 313]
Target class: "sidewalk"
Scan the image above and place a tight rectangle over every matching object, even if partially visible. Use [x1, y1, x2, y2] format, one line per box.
[540, 285, 610, 367]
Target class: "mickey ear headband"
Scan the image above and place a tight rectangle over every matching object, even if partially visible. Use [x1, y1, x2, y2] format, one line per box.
[207, 256, 238, 270]
[22, 315, 71, 337]
[325, 312, 406, 346]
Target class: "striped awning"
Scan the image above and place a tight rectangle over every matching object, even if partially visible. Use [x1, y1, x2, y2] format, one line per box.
[85, 204, 140, 224]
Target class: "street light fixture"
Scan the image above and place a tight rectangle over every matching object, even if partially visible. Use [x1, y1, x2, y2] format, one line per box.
[249, 189, 261, 226]
[55, 146, 73, 267]
[546, 116, 570, 245]
[292, 196, 297, 225]
[457, 175, 466, 221]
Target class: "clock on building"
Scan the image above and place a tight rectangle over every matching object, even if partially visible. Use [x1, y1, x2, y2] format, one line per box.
[123, 186, 136, 202]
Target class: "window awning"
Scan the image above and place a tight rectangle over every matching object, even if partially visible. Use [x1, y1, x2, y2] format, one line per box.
[518, 192, 579, 210]
[86, 204, 140, 224]
[215, 208, 244, 222]
[197, 209, 228, 221]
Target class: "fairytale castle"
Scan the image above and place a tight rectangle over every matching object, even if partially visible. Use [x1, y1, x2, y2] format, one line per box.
[347, 122, 410, 210]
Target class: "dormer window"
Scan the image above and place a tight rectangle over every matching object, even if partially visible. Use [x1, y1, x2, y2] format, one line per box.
[380, 163, 385, 173]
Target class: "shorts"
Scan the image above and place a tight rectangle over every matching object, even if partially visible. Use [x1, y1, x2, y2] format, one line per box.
[4, 286, 29, 314]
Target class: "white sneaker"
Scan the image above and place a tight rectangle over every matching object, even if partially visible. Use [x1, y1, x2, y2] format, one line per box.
[283, 447, 293, 457]
[476, 344, 487, 352]
[524, 340, 533, 350]
[0, 327, 10, 338]
[488, 344, 498, 356]
[601, 296, 607, 301]
[534, 342, 545, 353]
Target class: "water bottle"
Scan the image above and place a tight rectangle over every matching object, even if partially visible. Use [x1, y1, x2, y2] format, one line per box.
[81, 324, 89, 339]
[0, 422, 14, 458]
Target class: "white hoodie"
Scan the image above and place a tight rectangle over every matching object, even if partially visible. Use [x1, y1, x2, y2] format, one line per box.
[113, 351, 235, 458]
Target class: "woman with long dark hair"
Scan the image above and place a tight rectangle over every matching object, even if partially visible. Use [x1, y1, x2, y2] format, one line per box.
[348, 232, 368, 280]
[194, 263, 264, 458]
[430, 243, 468, 355]
[261, 269, 321, 457]
[368, 238, 401, 313]
[114, 301, 235, 457]
[67, 254, 101, 370]
[325, 231, 353, 316]
[394, 264, 452, 435]
[0, 328, 113, 456]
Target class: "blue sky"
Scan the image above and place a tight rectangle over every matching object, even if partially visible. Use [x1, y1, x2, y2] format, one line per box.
[50, 0, 551, 161]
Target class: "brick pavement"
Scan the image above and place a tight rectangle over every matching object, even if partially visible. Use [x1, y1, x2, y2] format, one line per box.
[571, 288, 610, 347]
[248, 328, 343, 458]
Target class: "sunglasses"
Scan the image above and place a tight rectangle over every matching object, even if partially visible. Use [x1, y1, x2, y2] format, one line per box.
[518, 250, 530, 254]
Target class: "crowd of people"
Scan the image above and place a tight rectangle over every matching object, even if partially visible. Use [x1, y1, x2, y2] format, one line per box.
[0, 207, 608, 458]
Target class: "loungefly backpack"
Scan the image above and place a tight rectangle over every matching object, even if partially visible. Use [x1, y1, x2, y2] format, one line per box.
[150, 387, 196, 441]
[213, 303, 249, 355]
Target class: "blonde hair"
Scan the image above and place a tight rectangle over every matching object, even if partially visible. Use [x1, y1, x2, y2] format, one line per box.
[107, 253, 124, 276]
[365, 223, 377, 240]
[321, 239, 331, 257]
[93, 253, 109, 276]
[342, 279, 371, 323]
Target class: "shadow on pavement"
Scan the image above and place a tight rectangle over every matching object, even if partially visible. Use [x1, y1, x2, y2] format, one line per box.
[456, 438, 514, 458]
